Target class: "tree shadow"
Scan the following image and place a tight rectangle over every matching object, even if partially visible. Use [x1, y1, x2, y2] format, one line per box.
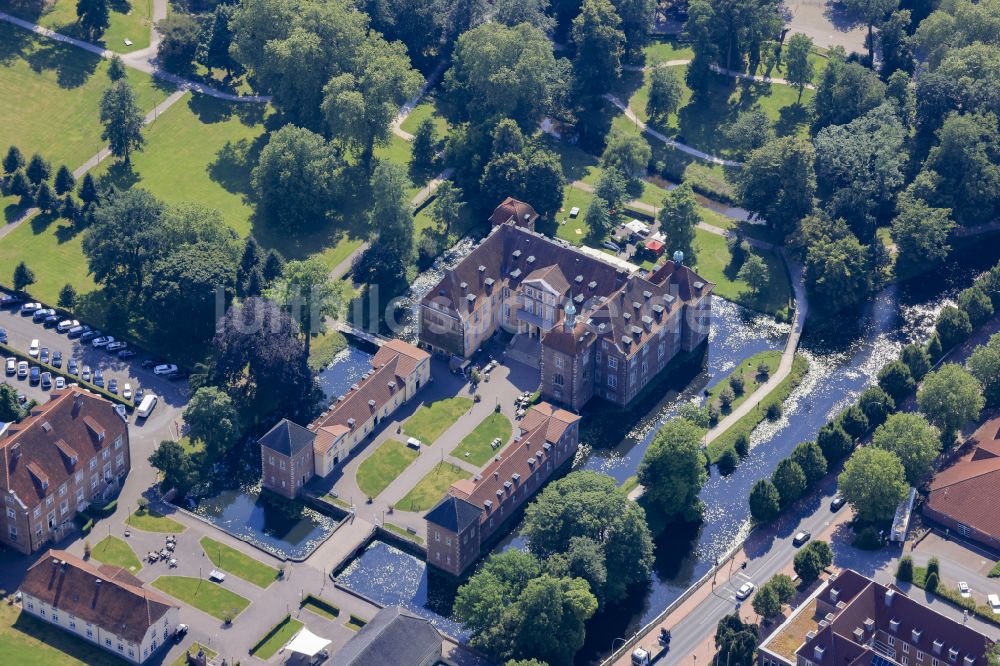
[97, 160, 142, 192]
[107, 0, 132, 14]
[675, 75, 738, 154]
[775, 103, 811, 137]
[23, 37, 100, 88]
[187, 92, 233, 124]
[208, 134, 267, 197]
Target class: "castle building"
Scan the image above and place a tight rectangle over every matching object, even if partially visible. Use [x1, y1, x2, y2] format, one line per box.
[424, 402, 580, 575]
[418, 198, 713, 411]
[259, 339, 430, 499]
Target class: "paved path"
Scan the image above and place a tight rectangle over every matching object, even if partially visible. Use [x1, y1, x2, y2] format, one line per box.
[604, 93, 744, 167]
[0, 88, 188, 243]
[622, 58, 817, 91]
[390, 59, 448, 141]
[0, 10, 271, 103]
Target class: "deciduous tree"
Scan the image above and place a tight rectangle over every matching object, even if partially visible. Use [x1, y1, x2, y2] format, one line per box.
[657, 182, 698, 264]
[784, 33, 814, 100]
[968, 333, 1000, 408]
[737, 137, 815, 238]
[839, 447, 908, 523]
[749, 478, 781, 522]
[646, 67, 683, 124]
[917, 364, 984, 442]
[638, 418, 708, 522]
[572, 0, 625, 96]
[100, 80, 146, 164]
[183, 387, 241, 458]
[872, 413, 940, 484]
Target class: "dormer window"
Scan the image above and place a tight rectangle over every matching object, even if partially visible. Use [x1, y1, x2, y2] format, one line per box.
[864, 618, 874, 632]
[890, 619, 900, 632]
[512, 473, 520, 483]
[484, 500, 493, 510]
[588, 281, 597, 289]
[933, 640, 945, 654]
[513, 250, 521, 259]
[642, 290, 652, 299]
[496, 489, 503, 498]
[949, 648, 960, 661]
[526, 256, 535, 264]
[814, 646, 825, 661]
[503, 481, 512, 491]
[912, 629, 922, 643]
[964, 657, 975, 666]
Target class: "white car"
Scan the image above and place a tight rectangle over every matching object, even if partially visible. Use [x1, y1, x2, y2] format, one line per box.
[55, 376, 66, 390]
[5, 357, 14, 375]
[154, 364, 179, 376]
[122, 383, 132, 401]
[958, 581, 971, 598]
[17, 361, 28, 379]
[28, 339, 39, 357]
[91, 336, 115, 348]
[20, 302, 41, 313]
[735, 582, 756, 600]
[989, 594, 1000, 614]
[56, 319, 80, 333]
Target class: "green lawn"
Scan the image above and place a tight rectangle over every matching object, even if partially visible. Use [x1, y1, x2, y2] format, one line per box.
[199, 536, 278, 588]
[396, 462, 469, 512]
[0, 213, 97, 303]
[706, 350, 781, 415]
[91, 93, 268, 236]
[0, 602, 124, 665]
[0, 21, 168, 168]
[126, 509, 186, 533]
[172, 643, 216, 666]
[399, 96, 450, 136]
[642, 37, 695, 64]
[356, 439, 420, 499]
[300, 595, 340, 620]
[694, 228, 792, 318]
[622, 65, 814, 158]
[450, 412, 513, 466]
[383, 521, 424, 544]
[707, 354, 809, 462]
[308, 328, 349, 372]
[402, 397, 473, 444]
[0, 0, 153, 52]
[151, 576, 250, 621]
[90, 535, 142, 573]
[249, 615, 303, 659]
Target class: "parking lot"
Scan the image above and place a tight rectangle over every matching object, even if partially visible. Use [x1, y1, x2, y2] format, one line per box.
[0, 298, 188, 445]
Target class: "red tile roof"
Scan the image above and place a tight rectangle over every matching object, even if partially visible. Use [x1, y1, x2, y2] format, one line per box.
[20, 550, 176, 644]
[927, 417, 1000, 541]
[1, 390, 126, 508]
[489, 197, 538, 228]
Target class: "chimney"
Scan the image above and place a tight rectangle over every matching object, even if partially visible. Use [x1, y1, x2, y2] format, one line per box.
[884, 589, 894, 606]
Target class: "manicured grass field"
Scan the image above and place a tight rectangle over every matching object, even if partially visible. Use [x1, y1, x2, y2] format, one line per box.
[300, 594, 340, 620]
[383, 521, 424, 544]
[396, 462, 468, 512]
[249, 615, 303, 659]
[356, 439, 419, 499]
[172, 642, 216, 666]
[694, 228, 791, 318]
[199, 536, 278, 588]
[450, 412, 513, 466]
[705, 350, 782, 414]
[126, 508, 186, 533]
[91, 93, 268, 236]
[0, 213, 98, 303]
[0, 602, 123, 665]
[399, 96, 450, 136]
[151, 576, 250, 620]
[0, 22, 168, 167]
[91, 535, 142, 573]
[642, 37, 695, 64]
[402, 397, 473, 444]
[0, 0, 153, 52]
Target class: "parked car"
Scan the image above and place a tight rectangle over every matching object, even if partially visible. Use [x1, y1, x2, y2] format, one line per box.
[108, 379, 118, 394]
[603, 240, 622, 253]
[166, 370, 189, 381]
[92, 336, 115, 348]
[735, 581, 756, 600]
[80, 330, 100, 342]
[40, 372, 52, 390]
[106, 341, 128, 352]
[830, 496, 846, 512]
[94, 370, 104, 388]
[57, 319, 80, 333]
[43, 314, 60, 328]
[55, 376, 65, 390]
[20, 302, 42, 314]
[81, 366, 91, 382]
[0, 327, 6, 343]
[175, 625, 189, 640]
[0, 294, 21, 308]
[68, 359, 78, 375]
[989, 594, 1000, 614]
[32, 308, 55, 322]
[17, 361, 28, 379]
[154, 364, 179, 376]
[133, 387, 145, 404]
[28, 339, 39, 357]
[958, 581, 971, 598]
[39, 347, 49, 364]
[67, 325, 90, 339]
[793, 531, 811, 547]
[5, 357, 15, 375]
[141, 358, 158, 369]
[29, 366, 40, 384]
[118, 349, 137, 359]
[122, 383, 133, 401]
[51, 351, 62, 368]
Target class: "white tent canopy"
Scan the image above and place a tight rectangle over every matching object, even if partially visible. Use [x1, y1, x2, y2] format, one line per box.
[283, 627, 332, 657]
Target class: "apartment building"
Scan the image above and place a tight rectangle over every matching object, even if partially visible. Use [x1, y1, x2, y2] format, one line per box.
[418, 198, 713, 410]
[260, 339, 430, 499]
[20, 550, 180, 664]
[758, 569, 993, 666]
[425, 402, 581, 575]
[0, 390, 130, 555]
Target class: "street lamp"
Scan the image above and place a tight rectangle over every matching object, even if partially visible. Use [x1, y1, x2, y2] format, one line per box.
[611, 637, 627, 654]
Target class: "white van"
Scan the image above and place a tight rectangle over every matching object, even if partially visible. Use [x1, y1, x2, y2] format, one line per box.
[136, 394, 157, 418]
[988, 594, 1000, 614]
